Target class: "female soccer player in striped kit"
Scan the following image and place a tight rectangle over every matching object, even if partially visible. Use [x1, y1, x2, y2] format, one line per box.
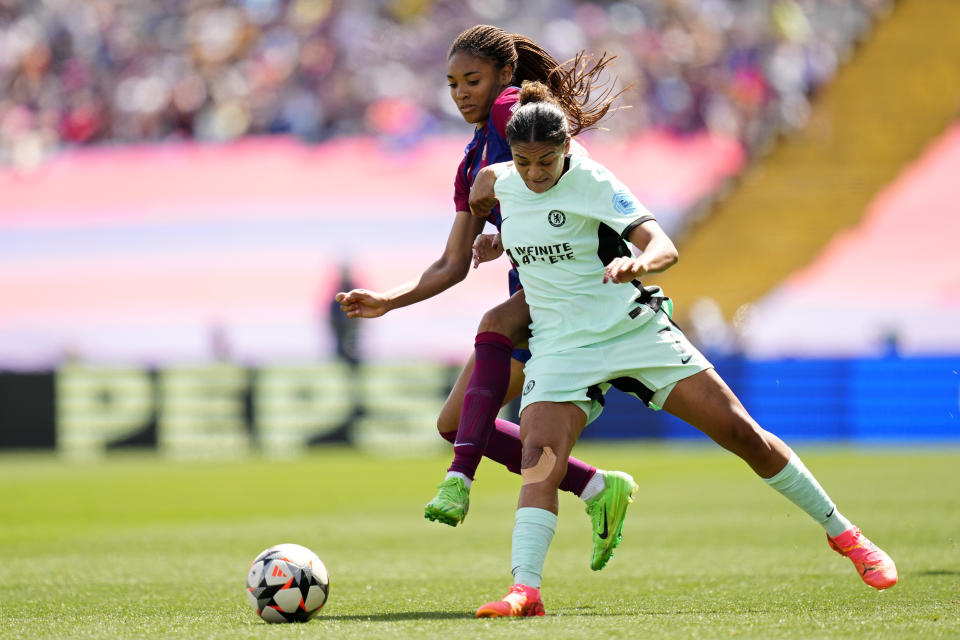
[468, 81, 897, 617]
[336, 25, 637, 571]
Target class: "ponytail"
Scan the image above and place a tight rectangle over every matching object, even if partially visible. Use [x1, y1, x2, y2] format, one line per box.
[449, 25, 629, 136]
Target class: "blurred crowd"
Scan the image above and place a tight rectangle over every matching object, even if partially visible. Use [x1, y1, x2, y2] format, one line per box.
[1, 0, 892, 168]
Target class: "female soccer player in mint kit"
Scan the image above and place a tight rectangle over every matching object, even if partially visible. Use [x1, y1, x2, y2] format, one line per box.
[468, 81, 897, 617]
[336, 25, 637, 571]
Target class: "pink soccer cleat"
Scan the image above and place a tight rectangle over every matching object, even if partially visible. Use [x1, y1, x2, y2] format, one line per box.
[827, 527, 898, 590]
[475, 584, 545, 618]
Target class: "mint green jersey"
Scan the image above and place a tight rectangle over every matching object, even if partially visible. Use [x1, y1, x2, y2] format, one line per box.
[493, 154, 658, 356]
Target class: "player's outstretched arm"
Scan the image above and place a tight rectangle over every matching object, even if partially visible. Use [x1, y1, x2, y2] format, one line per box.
[336, 212, 486, 318]
[603, 220, 679, 284]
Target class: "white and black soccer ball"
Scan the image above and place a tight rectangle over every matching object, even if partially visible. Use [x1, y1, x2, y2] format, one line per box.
[246, 543, 329, 623]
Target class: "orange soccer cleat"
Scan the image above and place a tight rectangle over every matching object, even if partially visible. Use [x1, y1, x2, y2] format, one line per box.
[827, 527, 898, 590]
[475, 584, 545, 618]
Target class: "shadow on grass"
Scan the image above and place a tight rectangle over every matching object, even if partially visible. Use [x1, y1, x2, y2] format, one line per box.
[564, 610, 760, 617]
[324, 610, 647, 621]
[916, 570, 960, 576]
[323, 611, 471, 622]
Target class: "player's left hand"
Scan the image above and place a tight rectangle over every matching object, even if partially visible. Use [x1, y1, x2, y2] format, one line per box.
[603, 256, 648, 284]
[472, 233, 503, 268]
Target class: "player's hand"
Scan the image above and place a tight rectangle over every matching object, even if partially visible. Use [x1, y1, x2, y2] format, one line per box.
[472, 233, 504, 269]
[335, 289, 389, 318]
[603, 256, 648, 284]
[469, 167, 499, 218]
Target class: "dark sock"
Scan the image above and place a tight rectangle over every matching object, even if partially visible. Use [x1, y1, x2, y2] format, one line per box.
[444, 332, 598, 495]
[447, 332, 513, 479]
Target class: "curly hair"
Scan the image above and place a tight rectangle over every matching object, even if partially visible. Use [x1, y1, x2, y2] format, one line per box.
[448, 24, 627, 136]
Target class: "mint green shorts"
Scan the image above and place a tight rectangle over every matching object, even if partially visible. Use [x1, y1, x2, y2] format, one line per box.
[519, 308, 712, 425]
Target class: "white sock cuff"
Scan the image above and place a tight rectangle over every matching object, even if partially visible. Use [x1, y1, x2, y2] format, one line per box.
[515, 506, 558, 528]
[763, 452, 802, 490]
[446, 471, 472, 489]
[579, 470, 606, 502]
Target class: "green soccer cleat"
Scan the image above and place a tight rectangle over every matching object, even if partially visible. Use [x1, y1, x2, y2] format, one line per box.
[424, 476, 470, 527]
[584, 470, 639, 571]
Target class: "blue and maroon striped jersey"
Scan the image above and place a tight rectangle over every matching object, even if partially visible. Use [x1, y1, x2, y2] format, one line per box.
[453, 86, 519, 229]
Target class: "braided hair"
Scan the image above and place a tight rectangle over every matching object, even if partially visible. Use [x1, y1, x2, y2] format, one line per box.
[448, 24, 626, 136]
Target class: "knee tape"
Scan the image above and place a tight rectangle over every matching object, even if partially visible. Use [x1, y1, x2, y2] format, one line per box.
[521, 446, 557, 485]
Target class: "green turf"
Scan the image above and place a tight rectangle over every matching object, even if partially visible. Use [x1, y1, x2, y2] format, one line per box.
[0, 444, 958, 639]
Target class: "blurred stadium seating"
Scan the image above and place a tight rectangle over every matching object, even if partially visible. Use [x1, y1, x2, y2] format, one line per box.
[1, 0, 957, 451]
[743, 122, 960, 357]
[1, 0, 889, 164]
[652, 0, 960, 357]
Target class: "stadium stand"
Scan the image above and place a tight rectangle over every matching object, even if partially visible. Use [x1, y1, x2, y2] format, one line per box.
[742, 121, 960, 357]
[1, 0, 888, 168]
[650, 0, 960, 333]
[0, 0, 901, 367]
[2, 2, 958, 448]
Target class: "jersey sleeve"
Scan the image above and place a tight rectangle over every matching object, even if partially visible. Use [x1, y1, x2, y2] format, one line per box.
[453, 154, 470, 212]
[489, 87, 519, 139]
[489, 161, 514, 197]
[583, 162, 655, 238]
[489, 161, 513, 179]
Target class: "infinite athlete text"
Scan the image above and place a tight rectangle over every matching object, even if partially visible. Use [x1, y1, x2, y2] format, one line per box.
[506, 243, 575, 265]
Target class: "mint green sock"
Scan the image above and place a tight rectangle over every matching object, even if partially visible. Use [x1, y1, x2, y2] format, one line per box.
[764, 453, 854, 538]
[511, 507, 557, 588]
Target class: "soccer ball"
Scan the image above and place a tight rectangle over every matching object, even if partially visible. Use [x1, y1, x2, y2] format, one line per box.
[246, 543, 329, 623]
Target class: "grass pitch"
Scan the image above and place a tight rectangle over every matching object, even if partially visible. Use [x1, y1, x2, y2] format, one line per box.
[0, 443, 957, 639]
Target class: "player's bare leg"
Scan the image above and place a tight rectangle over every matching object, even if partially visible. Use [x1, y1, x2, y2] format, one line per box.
[476, 401, 583, 617]
[664, 369, 897, 589]
[663, 368, 790, 477]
